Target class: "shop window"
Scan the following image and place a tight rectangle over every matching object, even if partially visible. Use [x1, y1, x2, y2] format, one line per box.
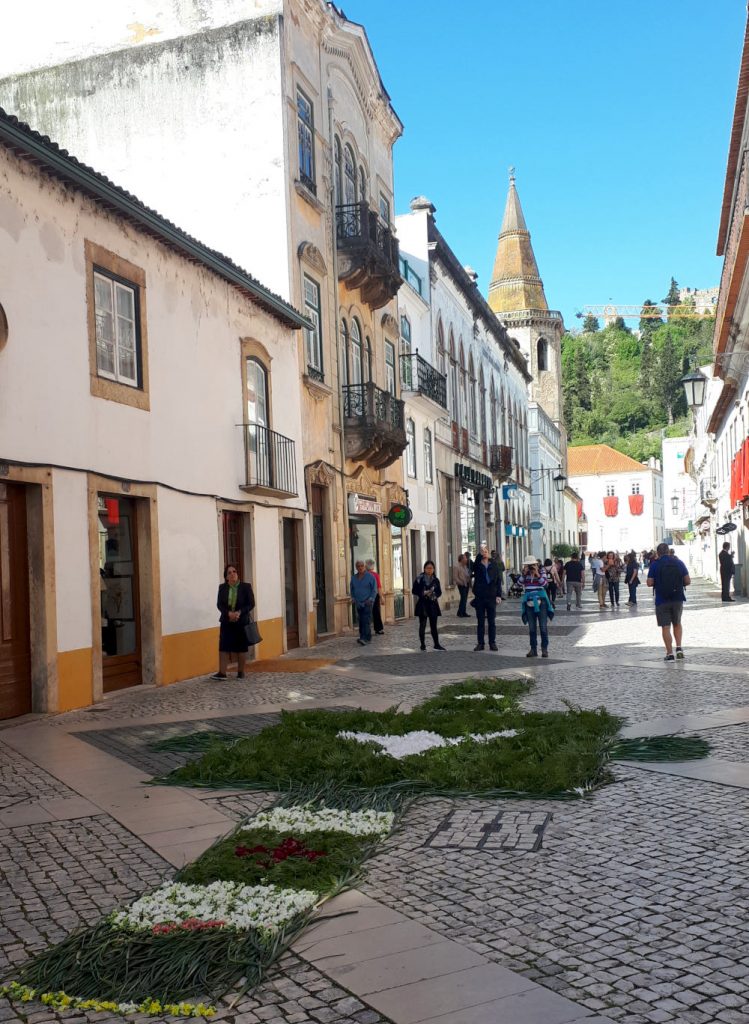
[86, 240, 149, 410]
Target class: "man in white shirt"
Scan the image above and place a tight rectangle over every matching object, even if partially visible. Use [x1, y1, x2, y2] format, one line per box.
[590, 553, 606, 608]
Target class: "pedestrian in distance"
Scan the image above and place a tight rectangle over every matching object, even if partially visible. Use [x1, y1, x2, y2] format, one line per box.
[624, 551, 640, 606]
[365, 559, 385, 634]
[412, 561, 446, 651]
[555, 558, 566, 597]
[454, 553, 471, 616]
[719, 542, 735, 602]
[520, 556, 553, 658]
[605, 551, 621, 609]
[350, 559, 377, 646]
[543, 558, 558, 607]
[211, 564, 255, 680]
[591, 551, 606, 607]
[471, 542, 502, 651]
[563, 551, 585, 610]
[647, 541, 690, 661]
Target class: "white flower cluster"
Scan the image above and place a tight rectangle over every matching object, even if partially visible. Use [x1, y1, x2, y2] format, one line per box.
[337, 729, 518, 760]
[453, 693, 507, 701]
[250, 804, 394, 837]
[110, 881, 318, 933]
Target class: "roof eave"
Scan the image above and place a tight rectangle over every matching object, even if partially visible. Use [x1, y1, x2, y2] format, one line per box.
[717, 12, 749, 256]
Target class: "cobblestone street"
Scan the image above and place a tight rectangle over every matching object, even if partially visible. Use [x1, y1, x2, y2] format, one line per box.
[1, 580, 748, 1024]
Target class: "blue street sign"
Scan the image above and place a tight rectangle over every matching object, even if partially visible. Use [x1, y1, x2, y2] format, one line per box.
[529, 521, 543, 529]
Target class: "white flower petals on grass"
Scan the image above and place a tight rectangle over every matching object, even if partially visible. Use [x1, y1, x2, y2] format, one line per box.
[249, 804, 394, 837]
[110, 881, 317, 934]
[454, 693, 507, 702]
[337, 729, 518, 760]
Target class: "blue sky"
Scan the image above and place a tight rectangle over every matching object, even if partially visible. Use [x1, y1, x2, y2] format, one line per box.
[342, 0, 744, 328]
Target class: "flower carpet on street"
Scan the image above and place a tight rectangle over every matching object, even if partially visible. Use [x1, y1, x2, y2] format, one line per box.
[1, 792, 400, 1019]
[1, 679, 709, 1022]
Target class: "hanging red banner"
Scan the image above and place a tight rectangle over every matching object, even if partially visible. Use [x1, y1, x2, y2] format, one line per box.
[628, 494, 644, 516]
[603, 496, 619, 517]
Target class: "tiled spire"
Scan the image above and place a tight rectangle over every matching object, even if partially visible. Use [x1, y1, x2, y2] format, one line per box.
[488, 168, 548, 314]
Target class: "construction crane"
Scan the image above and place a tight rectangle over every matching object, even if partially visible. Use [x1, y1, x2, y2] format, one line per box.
[576, 304, 708, 321]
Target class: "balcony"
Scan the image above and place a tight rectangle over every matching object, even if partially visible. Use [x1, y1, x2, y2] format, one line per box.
[490, 444, 513, 481]
[241, 424, 298, 497]
[342, 383, 407, 469]
[336, 202, 402, 309]
[399, 352, 447, 410]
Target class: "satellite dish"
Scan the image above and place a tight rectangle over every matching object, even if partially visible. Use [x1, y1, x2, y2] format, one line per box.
[716, 522, 737, 535]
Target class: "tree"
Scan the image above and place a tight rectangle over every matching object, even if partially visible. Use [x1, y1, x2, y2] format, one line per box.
[662, 276, 680, 317]
[639, 299, 663, 341]
[652, 328, 685, 425]
[610, 316, 631, 332]
[582, 314, 600, 333]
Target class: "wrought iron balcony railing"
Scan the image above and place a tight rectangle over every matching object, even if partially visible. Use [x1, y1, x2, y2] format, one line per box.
[341, 382, 406, 469]
[335, 202, 401, 309]
[243, 424, 297, 496]
[399, 352, 447, 409]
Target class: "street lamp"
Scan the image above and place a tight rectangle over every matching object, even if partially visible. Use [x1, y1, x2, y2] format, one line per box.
[553, 471, 567, 493]
[680, 367, 708, 410]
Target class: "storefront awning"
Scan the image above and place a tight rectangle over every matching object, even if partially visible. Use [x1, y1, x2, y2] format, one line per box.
[505, 524, 527, 537]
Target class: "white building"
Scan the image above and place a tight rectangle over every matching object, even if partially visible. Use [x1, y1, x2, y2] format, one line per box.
[0, 109, 308, 719]
[679, 287, 719, 316]
[568, 445, 665, 555]
[662, 436, 700, 566]
[396, 197, 533, 595]
[0, 0, 411, 635]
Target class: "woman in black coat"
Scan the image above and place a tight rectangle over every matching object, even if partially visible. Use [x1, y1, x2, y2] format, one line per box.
[211, 564, 255, 680]
[411, 561, 446, 651]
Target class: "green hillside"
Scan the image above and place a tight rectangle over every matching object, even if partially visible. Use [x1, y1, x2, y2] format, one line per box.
[562, 283, 714, 460]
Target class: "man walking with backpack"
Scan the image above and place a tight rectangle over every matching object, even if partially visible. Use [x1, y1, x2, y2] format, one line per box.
[647, 542, 691, 661]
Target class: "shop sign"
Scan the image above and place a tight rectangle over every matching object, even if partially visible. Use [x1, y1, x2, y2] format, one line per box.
[454, 463, 492, 491]
[348, 493, 381, 516]
[529, 521, 543, 530]
[387, 503, 413, 528]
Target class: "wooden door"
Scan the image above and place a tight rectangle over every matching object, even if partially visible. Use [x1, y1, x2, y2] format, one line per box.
[0, 483, 32, 719]
[311, 487, 328, 635]
[283, 518, 300, 649]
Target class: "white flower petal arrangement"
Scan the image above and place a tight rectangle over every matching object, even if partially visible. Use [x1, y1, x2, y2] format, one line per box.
[110, 881, 318, 934]
[336, 729, 518, 760]
[249, 803, 394, 837]
[454, 692, 508, 702]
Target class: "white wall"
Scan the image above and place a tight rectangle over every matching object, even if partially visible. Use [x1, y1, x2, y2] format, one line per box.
[571, 469, 663, 554]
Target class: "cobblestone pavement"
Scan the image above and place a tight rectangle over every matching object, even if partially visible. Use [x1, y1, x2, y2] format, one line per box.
[1, 578, 748, 1024]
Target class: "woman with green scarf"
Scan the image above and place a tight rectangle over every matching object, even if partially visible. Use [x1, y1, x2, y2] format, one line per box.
[211, 564, 255, 680]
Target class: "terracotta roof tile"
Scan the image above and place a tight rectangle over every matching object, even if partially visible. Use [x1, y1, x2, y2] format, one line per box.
[567, 444, 647, 476]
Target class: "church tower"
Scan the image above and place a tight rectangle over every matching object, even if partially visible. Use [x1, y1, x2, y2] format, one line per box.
[488, 170, 564, 423]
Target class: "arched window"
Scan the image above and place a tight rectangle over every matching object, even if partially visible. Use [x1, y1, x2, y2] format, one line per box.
[400, 314, 412, 353]
[344, 144, 357, 205]
[436, 319, 446, 374]
[499, 385, 506, 445]
[334, 137, 342, 206]
[478, 368, 487, 443]
[350, 317, 363, 385]
[468, 353, 477, 436]
[459, 343, 468, 430]
[406, 418, 417, 478]
[340, 318, 349, 387]
[522, 412, 528, 469]
[246, 357, 269, 427]
[364, 336, 373, 382]
[537, 337, 548, 372]
[359, 165, 367, 204]
[490, 377, 498, 445]
[449, 330, 459, 422]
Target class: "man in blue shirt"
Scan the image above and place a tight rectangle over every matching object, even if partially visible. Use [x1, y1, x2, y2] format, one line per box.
[350, 560, 377, 645]
[647, 542, 691, 662]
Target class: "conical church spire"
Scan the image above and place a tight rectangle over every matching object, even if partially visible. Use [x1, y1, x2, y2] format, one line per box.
[488, 169, 548, 314]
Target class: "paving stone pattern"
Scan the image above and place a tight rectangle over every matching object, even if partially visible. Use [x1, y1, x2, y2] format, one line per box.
[363, 776, 749, 1024]
[691, 722, 749, 763]
[424, 807, 551, 852]
[0, 745, 80, 811]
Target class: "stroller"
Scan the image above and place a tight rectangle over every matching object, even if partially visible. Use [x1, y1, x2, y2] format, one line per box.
[507, 573, 524, 598]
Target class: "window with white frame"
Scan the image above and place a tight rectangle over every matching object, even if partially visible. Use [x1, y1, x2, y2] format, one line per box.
[350, 317, 363, 385]
[385, 340, 396, 395]
[424, 426, 433, 482]
[605, 483, 616, 496]
[303, 275, 322, 376]
[94, 270, 140, 387]
[631, 481, 640, 495]
[468, 355, 477, 435]
[400, 314, 412, 389]
[297, 89, 315, 192]
[406, 418, 417, 478]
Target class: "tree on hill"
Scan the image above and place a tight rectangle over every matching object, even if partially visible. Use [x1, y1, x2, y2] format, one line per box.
[662, 276, 680, 317]
[639, 299, 663, 341]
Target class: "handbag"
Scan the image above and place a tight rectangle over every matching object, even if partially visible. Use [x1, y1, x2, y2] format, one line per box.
[243, 613, 262, 646]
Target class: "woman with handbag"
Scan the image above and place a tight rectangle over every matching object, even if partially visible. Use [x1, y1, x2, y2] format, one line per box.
[411, 561, 446, 651]
[211, 564, 256, 680]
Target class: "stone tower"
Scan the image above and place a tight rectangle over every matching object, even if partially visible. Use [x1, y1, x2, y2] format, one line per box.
[488, 170, 564, 423]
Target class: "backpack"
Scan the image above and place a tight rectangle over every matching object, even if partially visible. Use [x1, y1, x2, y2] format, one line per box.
[658, 560, 683, 601]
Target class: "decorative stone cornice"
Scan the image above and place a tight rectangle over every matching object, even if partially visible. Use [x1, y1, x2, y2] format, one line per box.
[381, 312, 398, 335]
[298, 240, 328, 276]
